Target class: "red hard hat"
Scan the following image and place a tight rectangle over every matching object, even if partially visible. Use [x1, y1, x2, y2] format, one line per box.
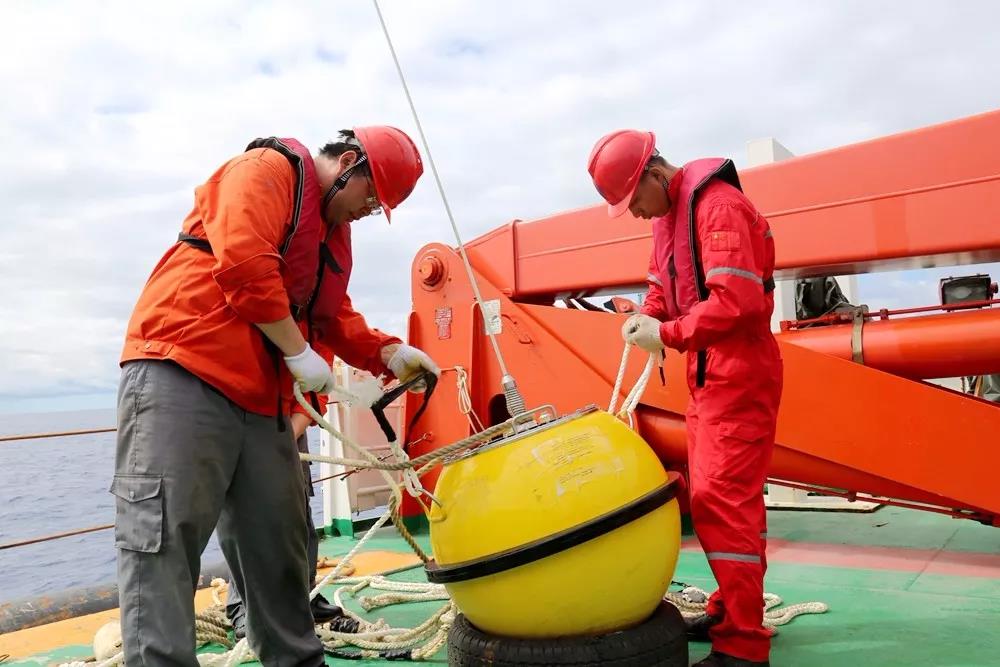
[587, 130, 656, 218]
[355, 126, 424, 222]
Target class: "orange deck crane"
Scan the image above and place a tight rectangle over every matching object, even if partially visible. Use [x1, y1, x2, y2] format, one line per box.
[399, 109, 1000, 527]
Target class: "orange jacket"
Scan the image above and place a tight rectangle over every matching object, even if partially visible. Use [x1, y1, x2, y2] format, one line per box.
[122, 148, 399, 416]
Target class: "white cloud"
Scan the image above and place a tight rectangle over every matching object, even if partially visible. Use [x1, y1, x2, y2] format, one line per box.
[1, 0, 999, 409]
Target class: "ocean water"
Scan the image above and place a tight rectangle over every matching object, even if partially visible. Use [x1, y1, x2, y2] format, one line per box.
[0, 408, 325, 604]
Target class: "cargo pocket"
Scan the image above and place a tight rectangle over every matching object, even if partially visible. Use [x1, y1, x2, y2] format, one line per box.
[705, 420, 771, 482]
[718, 420, 769, 443]
[110, 474, 164, 553]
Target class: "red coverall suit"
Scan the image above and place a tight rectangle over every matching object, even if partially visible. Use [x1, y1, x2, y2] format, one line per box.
[642, 163, 783, 662]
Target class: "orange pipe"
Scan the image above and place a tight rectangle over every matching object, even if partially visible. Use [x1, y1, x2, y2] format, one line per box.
[778, 308, 1000, 379]
[634, 407, 979, 516]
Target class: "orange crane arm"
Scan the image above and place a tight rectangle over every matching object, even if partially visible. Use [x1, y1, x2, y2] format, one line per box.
[460, 109, 1000, 299]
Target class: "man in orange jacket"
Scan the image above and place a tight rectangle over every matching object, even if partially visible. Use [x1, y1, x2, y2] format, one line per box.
[113, 127, 438, 666]
[588, 130, 782, 667]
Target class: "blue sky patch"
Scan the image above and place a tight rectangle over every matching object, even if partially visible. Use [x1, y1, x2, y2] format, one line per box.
[316, 46, 346, 63]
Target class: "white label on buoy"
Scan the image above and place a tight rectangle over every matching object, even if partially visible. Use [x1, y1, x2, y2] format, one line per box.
[482, 299, 502, 335]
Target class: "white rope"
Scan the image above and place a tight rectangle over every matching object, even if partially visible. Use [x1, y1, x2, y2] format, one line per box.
[453, 366, 485, 431]
[318, 601, 456, 660]
[295, 384, 511, 469]
[357, 586, 450, 612]
[619, 353, 656, 418]
[388, 434, 425, 500]
[310, 509, 392, 599]
[291, 379, 514, 532]
[608, 343, 657, 428]
[58, 655, 123, 667]
[608, 342, 632, 415]
[663, 585, 829, 634]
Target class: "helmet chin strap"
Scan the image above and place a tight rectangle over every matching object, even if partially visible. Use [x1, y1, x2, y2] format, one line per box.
[661, 176, 672, 210]
[321, 154, 369, 220]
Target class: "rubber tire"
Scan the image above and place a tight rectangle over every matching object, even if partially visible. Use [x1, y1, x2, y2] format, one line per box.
[447, 602, 688, 666]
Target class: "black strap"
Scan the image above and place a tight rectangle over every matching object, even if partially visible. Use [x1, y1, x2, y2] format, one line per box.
[696, 349, 707, 388]
[321, 154, 368, 218]
[695, 277, 773, 389]
[425, 478, 678, 584]
[308, 391, 322, 414]
[319, 244, 344, 274]
[371, 370, 438, 447]
[177, 232, 212, 252]
[244, 137, 305, 255]
[324, 647, 411, 661]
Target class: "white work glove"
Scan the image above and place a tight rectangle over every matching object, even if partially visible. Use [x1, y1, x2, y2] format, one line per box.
[283, 344, 335, 394]
[625, 314, 665, 354]
[385, 344, 441, 393]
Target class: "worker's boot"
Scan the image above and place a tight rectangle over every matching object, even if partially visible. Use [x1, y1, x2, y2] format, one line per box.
[233, 597, 359, 638]
[310, 593, 341, 623]
[232, 613, 247, 641]
[312, 592, 361, 633]
[693, 651, 770, 667]
[685, 613, 722, 641]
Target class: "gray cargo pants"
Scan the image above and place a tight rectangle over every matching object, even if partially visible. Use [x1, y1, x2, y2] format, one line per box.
[111, 360, 323, 667]
[226, 434, 319, 628]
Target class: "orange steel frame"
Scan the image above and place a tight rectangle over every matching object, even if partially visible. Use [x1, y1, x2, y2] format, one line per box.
[401, 109, 1000, 526]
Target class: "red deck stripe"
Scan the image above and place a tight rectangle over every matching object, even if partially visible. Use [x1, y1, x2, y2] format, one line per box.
[680, 537, 1000, 578]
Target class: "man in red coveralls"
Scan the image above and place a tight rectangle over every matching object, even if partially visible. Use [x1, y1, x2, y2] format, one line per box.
[588, 130, 783, 667]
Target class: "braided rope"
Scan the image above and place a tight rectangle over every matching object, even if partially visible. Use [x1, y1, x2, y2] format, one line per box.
[456, 367, 485, 431]
[359, 590, 450, 612]
[663, 585, 829, 632]
[608, 344, 656, 428]
[298, 419, 510, 471]
[318, 599, 455, 657]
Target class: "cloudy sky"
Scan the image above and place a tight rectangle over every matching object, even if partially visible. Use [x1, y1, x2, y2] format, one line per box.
[1, 0, 998, 413]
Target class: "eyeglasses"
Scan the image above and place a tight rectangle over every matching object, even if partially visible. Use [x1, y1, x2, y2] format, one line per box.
[628, 150, 663, 212]
[364, 176, 382, 217]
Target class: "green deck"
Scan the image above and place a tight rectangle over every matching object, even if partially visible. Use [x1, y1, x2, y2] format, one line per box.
[10, 506, 1000, 666]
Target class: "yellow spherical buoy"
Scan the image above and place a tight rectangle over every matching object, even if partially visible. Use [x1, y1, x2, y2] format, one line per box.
[426, 406, 681, 638]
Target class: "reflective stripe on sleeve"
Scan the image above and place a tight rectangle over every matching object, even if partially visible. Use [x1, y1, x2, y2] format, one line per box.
[705, 266, 763, 284]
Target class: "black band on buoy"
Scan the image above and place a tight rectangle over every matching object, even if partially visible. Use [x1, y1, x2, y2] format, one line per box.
[425, 475, 678, 584]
